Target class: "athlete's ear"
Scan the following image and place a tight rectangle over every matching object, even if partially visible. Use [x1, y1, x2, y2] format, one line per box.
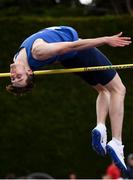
[27, 69, 33, 75]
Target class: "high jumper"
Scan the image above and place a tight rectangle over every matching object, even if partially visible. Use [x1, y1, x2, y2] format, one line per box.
[7, 26, 132, 173]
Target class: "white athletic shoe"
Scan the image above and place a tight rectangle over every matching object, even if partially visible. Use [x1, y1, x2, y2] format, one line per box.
[106, 139, 127, 173]
[92, 123, 107, 156]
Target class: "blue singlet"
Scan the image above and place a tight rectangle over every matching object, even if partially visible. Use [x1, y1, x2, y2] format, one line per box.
[14, 26, 116, 86]
[16, 26, 79, 70]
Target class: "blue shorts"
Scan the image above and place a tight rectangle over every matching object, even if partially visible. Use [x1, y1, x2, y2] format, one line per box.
[61, 48, 116, 86]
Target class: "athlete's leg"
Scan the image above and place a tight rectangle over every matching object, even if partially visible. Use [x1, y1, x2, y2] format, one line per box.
[91, 84, 110, 156]
[92, 73, 125, 142]
[92, 76, 127, 172]
[102, 73, 127, 172]
[105, 73, 126, 142]
[93, 84, 110, 125]
[61, 48, 127, 171]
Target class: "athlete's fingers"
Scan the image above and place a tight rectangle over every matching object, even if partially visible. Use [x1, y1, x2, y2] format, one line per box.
[120, 40, 132, 44]
[122, 41, 131, 45]
[115, 41, 131, 47]
[120, 43, 130, 46]
[117, 44, 127, 47]
[117, 43, 130, 47]
[120, 37, 131, 40]
[117, 40, 132, 44]
[117, 43, 131, 46]
[120, 39, 132, 43]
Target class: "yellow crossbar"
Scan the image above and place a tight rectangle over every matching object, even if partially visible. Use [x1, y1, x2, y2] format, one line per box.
[1, 64, 133, 78]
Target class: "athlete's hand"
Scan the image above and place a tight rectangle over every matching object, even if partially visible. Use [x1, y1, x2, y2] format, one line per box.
[106, 32, 132, 47]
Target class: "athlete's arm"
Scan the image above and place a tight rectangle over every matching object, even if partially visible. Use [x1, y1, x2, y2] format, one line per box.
[70, 32, 131, 50]
[32, 32, 131, 61]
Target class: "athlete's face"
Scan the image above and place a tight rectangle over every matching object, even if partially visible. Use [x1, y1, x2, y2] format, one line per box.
[10, 63, 30, 87]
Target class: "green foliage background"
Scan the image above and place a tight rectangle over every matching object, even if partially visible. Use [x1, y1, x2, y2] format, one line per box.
[0, 16, 133, 178]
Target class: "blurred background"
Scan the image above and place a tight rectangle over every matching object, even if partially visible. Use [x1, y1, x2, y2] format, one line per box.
[0, 0, 133, 16]
[0, 0, 133, 179]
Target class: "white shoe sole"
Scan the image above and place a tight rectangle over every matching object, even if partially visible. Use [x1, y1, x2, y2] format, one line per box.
[106, 144, 127, 173]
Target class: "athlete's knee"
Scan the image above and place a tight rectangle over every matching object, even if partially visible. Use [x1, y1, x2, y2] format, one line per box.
[108, 82, 126, 97]
[105, 74, 126, 96]
[120, 84, 126, 96]
[114, 82, 126, 96]
[98, 90, 111, 101]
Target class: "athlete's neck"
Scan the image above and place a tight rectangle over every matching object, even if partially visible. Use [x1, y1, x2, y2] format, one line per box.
[15, 48, 31, 71]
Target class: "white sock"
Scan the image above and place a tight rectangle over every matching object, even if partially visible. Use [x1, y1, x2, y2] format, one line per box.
[96, 123, 106, 131]
[112, 137, 122, 145]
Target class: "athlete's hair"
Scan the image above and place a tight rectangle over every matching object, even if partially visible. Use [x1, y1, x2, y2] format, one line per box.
[6, 74, 34, 96]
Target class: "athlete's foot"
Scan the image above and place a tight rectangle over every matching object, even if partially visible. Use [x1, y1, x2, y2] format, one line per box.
[92, 123, 107, 156]
[106, 139, 127, 173]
